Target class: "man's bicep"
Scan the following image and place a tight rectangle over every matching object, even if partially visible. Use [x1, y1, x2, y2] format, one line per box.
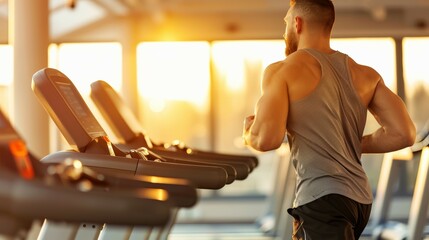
[252, 74, 289, 145]
[255, 79, 288, 128]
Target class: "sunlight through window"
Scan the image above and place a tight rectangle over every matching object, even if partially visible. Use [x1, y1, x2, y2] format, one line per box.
[403, 37, 429, 132]
[0, 45, 13, 86]
[403, 37, 429, 98]
[52, 42, 122, 95]
[0, 45, 12, 115]
[48, 44, 59, 69]
[137, 41, 210, 111]
[212, 40, 285, 92]
[136, 41, 211, 149]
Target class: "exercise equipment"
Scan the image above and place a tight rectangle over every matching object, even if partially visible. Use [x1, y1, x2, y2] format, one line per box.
[0, 104, 202, 239]
[32, 67, 247, 239]
[0, 107, 173, 240]
[89, 80, 257, 178]
[0, 94, 198, 208]
[32, 68, 229, 190]
[366, 131, 429, 240]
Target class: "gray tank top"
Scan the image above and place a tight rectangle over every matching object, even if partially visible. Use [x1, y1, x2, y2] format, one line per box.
[287, 48, 373, 207]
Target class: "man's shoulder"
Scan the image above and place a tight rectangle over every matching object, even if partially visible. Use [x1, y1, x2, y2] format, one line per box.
[285, 49, 314, 62]
[347, 57, 380, 81]
[266, 51, 313, 73]
[265, 58, 302, 78]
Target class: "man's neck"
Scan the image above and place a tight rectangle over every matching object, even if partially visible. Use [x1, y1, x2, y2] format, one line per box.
[298, 34, 333, 53]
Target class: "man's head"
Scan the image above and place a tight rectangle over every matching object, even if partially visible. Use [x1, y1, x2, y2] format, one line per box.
[283, 0, 335, 56]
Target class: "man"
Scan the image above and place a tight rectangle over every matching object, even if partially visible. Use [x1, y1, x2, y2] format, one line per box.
[242, 0, 416, 239]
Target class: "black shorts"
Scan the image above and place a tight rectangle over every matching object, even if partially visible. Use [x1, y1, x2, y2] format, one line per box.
[287, 194, 372, 240]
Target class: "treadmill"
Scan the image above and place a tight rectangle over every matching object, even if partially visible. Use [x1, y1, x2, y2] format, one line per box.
[31, 67, 240, 239]
[0, 107, 198, 208]
[89, 80, 258, 179]
[0, 107, 174, 240]
[369, 131, 429, 240]
[31, 67, 229, 190]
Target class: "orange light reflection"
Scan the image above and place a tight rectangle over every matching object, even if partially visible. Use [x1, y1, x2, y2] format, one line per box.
[137, 41, 211, 112]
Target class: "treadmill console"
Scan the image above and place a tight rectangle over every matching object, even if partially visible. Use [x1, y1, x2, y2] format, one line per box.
[90, 80, 152, 147]
[32, 68, 108, 152]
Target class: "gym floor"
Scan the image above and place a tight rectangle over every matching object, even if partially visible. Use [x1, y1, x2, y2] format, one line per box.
[169, 224, 374, 240]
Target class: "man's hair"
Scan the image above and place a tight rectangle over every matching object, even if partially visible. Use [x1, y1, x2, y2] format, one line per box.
[290, 0, 335, 34]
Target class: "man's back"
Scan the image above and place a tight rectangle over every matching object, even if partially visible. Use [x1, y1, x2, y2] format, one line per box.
[278, 48, 415, 154]
[283, 48, 379, 107]
[285, 48, 373, 207]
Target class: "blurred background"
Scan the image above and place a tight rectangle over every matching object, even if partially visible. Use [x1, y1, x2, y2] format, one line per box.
[1, 0, 429, 227]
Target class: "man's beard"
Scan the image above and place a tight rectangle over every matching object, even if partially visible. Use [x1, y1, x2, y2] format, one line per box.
[285, 31, 298, 56]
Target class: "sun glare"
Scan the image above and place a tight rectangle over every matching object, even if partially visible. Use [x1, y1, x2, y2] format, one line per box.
[148, 98, 167, 113]
[0, 45, 13, 86]
[48, 44, 59, 69]
[403, 37, 429, 96]
[211, 40, 285, 91]
[137, 41, 211, 111]
[52, 42, 123, 95]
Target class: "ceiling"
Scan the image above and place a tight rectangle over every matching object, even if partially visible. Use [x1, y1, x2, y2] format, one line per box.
[0, 0, 429, 39]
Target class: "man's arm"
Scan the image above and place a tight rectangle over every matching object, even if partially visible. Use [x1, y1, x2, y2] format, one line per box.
[242, 62, 289, 152]
[362, 79, 416, 153]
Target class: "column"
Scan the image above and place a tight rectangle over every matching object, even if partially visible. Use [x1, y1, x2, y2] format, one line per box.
[9, 0, 50, 158]
[121, 17, 139, 116]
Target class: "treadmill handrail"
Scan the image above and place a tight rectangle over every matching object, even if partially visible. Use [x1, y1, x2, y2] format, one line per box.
[0, 169, 171, 226]
[41, 150, 199, 207]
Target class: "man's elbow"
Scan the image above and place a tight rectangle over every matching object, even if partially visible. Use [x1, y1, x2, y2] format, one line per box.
[403, 125, 417, 147]
[396, 124, 416, 149]
[255, 144, 278, 152]
[253, 138, 282, 152]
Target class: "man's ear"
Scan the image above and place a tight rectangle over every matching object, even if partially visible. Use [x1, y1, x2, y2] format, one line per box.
[295, 16, 303, 34]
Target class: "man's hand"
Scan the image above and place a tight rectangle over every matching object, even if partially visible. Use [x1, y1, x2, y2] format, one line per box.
[243, 115, 255, 132]
[242, 115, 255, 145]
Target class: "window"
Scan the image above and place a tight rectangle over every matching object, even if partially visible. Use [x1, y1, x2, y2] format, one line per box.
[50, 42, 122, 95]
[403, 37, 429, 194]
[137, 41, 211, 150]
[403, 37, 429, 134]
[0, 45, 13, 115]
